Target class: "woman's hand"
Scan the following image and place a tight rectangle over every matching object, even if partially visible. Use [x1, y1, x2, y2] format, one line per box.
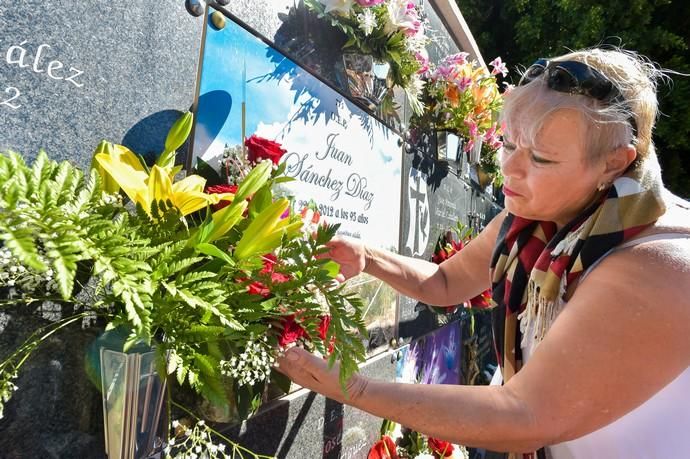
[276, 347, 368, 404]
[320, 236, 369, 281]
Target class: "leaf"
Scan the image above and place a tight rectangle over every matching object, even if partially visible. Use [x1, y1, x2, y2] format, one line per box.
[197, 200, 248, 245]
[176, 363, 188, 386]
[247, 185, 273, 219]
[233, 160, 271, 202]
[322, 260, 341, 278]
[0, 226, 46, 271]
[195, 243, 235, 266]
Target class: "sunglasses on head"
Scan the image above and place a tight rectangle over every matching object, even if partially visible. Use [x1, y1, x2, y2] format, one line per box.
[519, 59, 637, 136]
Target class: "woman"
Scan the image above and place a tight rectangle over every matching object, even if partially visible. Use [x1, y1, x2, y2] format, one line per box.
[277, 48, 690, 458]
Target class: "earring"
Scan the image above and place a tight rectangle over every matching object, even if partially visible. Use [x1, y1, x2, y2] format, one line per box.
[597, 182, 608, 191]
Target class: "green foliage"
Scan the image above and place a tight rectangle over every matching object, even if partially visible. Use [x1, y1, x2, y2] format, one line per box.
[457, 0, 690, 197]
[0, 143, 369, 424]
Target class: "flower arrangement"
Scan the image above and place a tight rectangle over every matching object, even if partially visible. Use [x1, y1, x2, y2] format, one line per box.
[305, 0, 431, 114]
[410, 53, 507, 173]
[0, 113, 367, 455]
[428, 222, 493, 315]
[368, 419, 469, 459]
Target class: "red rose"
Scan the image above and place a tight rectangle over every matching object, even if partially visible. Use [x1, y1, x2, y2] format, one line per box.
[206, 184, 238, 210]
[367, 435, 398, 459]
[245, 135, 287, 165]
[428, 437, 453, 459]
[277, 314, 307, 347]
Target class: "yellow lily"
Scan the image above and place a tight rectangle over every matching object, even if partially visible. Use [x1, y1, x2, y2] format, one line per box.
[95, 145, 232, 217]
[234, 198, 303, 260]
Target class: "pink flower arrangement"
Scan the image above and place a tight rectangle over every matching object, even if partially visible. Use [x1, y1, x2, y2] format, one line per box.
[412, 53, 509, 160]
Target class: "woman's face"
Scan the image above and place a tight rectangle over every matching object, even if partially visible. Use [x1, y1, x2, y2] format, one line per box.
[500, 109, 606, 227]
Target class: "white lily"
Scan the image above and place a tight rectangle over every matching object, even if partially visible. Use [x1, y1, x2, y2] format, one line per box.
[319, 0, 355, 15]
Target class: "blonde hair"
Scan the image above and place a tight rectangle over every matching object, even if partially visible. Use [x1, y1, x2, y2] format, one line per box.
[501, 48, 665, 163]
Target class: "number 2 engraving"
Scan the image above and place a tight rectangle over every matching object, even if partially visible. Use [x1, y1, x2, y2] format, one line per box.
[1, 87, 21, 109]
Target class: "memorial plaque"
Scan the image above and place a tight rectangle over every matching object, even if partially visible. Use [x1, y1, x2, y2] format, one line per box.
[0, 0, 203, 167]
[190, 9, 403, 355]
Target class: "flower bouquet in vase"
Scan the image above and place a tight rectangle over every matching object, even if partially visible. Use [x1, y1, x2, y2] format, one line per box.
[92, 110, 369, 430]
[305, 0, 431, 115]
[409, 53, 507, 173]
[0, 110, 369, 459]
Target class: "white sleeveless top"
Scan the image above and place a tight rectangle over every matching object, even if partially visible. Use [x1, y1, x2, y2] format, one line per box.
[492, 233, 690, 458]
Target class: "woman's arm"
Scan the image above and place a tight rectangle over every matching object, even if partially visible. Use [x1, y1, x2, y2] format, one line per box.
[360, 209, 507, 305]
[280, 238, 690, 452]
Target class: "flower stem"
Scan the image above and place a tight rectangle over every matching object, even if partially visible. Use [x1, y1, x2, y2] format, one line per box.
[170, 400, 275, 458]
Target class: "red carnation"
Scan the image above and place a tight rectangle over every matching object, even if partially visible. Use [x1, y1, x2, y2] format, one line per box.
[317, 315, 336, 354]
[260, 253, 278, 274]
[260, 253, 291, 284]
[428, 437, 453, 458]
[206, 183, 238, 210]
[247, 281, 270, 298]
[317, 315, 331, 341]
[245, 135, 287, 165]
[271, 272, 291, 283]
[277, 314, 307, 347]
[367, 435, 398, 459]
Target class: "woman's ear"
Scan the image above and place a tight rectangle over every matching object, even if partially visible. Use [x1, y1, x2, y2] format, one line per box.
[603, 145, 637, 180]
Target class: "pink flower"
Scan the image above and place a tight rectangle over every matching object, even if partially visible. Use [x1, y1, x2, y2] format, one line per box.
[454, 75, 473, 92]
[464, 118, 479, 138]
[483, 125, 503, 150]
[415, 51, 430, 74]
[489, 56, 508, 77]
[445, 52, 469, 66]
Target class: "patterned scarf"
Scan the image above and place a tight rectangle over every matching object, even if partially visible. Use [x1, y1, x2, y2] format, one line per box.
[489, 156, 666, 459]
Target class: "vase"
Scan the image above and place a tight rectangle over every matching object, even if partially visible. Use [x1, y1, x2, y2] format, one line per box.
[477, 167, 495, 189]
[341, 53, 391, 110]
[467, 137, 483, 165]
[99, 341, 167, 459]
[434, 130, 463, 162]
